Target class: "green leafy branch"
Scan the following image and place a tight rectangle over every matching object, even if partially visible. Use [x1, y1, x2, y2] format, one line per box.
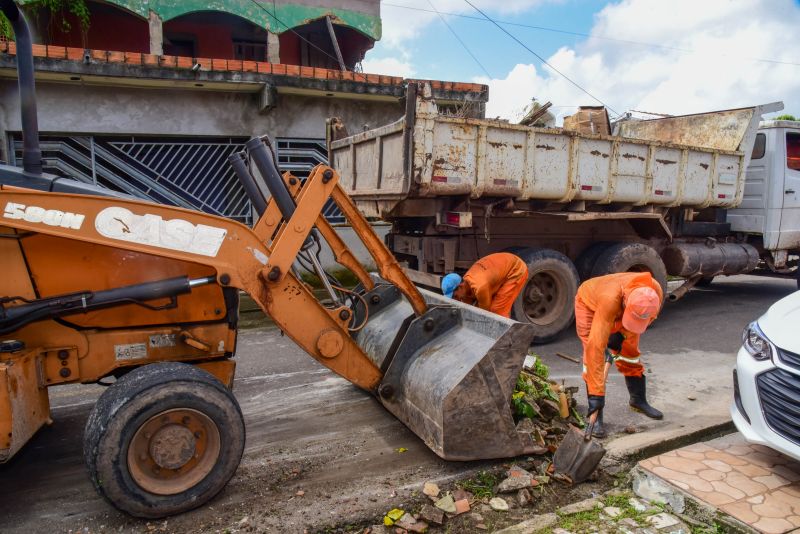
[30, 0, 90, 34]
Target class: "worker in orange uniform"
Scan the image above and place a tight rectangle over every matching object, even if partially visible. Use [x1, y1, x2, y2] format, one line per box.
[575, 271, 663, 438]
[441, 252, 528, 318]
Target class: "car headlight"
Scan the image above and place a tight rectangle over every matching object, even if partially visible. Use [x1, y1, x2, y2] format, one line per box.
[742, 322, 773, 361]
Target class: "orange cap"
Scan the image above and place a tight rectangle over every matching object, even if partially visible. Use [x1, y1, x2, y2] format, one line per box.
[622, 287, 660, 334]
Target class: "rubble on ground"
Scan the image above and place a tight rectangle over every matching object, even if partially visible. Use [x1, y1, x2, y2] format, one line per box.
[512, 355, 583, 453]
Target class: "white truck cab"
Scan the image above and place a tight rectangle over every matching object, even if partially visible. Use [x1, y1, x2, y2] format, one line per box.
[728, 120, 800, 270]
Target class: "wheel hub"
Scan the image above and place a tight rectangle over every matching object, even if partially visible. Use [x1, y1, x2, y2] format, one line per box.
[523, 271, 565, 323]
[149, 424, 196, 470]
[128, 408, 221, 496]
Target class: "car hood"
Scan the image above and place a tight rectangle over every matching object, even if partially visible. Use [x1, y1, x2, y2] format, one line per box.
[759, 290, 800, 351]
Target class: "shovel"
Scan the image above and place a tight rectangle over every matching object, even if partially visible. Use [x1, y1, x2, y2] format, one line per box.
[552, 353, 614, 483]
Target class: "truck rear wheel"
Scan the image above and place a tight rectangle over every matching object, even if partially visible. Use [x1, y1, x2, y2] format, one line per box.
[84, 362, 245, 518]
[590, 242, 668, 301]
[575, 242, 613, 281]
[509, 247, 579, 344]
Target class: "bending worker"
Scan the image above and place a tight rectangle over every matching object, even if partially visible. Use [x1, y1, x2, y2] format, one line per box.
[441, 252, 528, 318]
[575, 271, 663, 438]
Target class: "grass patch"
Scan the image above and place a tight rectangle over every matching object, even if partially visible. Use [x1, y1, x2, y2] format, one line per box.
[551, 491, 674, 533]
[457, 470, 499, 499]
[690, 522, 725, 534]
[557, 508, 604, 532]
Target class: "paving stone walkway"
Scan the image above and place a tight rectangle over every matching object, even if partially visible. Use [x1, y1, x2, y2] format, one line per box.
[638, 433, 800, 534]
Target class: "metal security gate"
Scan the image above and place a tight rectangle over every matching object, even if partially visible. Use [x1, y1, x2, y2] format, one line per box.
[8, 134, 343, 225]
[276, 138, 343, 223]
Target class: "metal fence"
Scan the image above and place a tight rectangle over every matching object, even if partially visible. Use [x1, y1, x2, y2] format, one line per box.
[8, 134, 343, 225]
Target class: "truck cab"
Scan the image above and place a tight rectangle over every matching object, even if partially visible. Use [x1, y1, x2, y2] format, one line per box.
[728, 120, 800, 266]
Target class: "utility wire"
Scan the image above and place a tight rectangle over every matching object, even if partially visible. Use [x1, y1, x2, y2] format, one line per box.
[245, 0, 372, 83]
[384, 1, 800, 68]
[462, 0, 620, 116]
[427, 0, 492, 78]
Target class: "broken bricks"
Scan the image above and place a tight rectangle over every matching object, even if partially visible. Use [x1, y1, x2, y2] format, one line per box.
[496, 466, 540, 493]
[395, 513, 429, 533]
[433, 494, 456, 514]
[489, 497, 509, 512]
[517, 488, 535, 507]
[422, 482, 440, 499]
[418, 505, 444, 526]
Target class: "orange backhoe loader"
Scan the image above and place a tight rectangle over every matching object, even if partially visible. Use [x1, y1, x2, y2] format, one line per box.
[0, 0, 538, 519]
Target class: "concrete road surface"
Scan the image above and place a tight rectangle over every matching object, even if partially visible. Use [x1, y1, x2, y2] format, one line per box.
[0, 275, 795, 533]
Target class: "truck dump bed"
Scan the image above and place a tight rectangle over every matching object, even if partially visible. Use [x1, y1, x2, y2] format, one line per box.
[330, 84, 779, 218]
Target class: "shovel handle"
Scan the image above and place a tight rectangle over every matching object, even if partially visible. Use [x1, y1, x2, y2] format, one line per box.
[584, 410, 598, 441]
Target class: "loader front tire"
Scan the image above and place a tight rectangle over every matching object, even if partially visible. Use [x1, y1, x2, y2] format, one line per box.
[509, 247, 579, 344]
[84, 362, 245, 518]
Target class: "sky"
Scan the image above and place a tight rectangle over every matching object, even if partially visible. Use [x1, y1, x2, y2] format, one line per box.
[361, 0, 800, 123]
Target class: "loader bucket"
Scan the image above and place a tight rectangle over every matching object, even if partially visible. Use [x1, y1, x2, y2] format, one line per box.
[352, 282, 539, 461]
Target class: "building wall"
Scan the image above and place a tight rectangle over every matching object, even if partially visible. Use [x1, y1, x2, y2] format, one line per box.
[163, 14, 270, 60]
[0, 79, 403, 147]
[24, 4, 150, 51]
[20, 0, 382, 42]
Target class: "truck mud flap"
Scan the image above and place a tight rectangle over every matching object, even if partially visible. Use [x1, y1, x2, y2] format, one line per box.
[353, 283, 540, 461]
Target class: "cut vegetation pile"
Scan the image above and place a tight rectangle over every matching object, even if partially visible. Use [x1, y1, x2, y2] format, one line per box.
[512, 354, 584, 457]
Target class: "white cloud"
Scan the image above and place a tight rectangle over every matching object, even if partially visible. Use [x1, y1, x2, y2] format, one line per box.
[365, 0, 552, 76]
[378, 0, 550, 50]
[476, 0, 800, 121]
[361, 56, 416, 77]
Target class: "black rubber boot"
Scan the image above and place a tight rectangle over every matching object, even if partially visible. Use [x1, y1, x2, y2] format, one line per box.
[625, 375, 663, 419]
[590, 409, 607, 439]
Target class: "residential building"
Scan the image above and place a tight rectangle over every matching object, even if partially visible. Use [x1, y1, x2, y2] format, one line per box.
[0, 0, 488, 224]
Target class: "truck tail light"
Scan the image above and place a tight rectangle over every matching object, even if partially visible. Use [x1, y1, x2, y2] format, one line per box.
[437, 211, 473, 228]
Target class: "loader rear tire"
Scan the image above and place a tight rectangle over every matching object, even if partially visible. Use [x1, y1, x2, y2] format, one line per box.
[590, 242, 668, 303]
[508, 247, 580, 344]
[84, 362, 245, 518]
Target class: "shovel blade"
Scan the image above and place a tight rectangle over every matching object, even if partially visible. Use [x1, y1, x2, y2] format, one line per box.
[355, 284, 539, 461]
[553, 425, 606, 483]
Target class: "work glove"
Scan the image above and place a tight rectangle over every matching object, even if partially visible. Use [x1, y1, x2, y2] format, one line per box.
[587, 394, 605, 417]
[607, 332, 625, 353]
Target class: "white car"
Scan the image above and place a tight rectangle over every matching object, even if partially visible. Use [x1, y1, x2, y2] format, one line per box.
[732, 289, 800, 461]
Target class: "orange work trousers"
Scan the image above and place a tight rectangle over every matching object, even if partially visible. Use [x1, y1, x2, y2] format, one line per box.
[574, 295, 645, 394]
[488, 275, 528, 318]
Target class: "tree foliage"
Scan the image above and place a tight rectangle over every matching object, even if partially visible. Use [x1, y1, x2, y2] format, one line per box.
[776, 114, 797, 121]
[0, 0, 91, 40]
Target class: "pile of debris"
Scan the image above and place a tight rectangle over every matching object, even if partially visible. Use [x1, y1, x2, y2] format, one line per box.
[512, 354, 583, 452]
[381, 465, 557, 533]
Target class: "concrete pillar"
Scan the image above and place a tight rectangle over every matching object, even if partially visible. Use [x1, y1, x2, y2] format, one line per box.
[148, 10, 163, 56]
[267, 31, 280, 64]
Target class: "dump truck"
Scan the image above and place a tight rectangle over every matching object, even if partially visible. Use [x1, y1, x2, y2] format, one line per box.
[0, 1, 539, 519]
[330, 83, 798, 342]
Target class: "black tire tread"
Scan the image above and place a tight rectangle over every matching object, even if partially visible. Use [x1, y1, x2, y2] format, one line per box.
[575, 242, 614, 281]
[84, 362, 245, 518]
[590, 242, 668, 302]
[507, 247, 580, 344]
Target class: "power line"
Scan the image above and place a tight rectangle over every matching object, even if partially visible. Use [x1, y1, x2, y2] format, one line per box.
[462, 0, 620, 115]
[384, 1, 800, 68]
[427, 0, 492, 78]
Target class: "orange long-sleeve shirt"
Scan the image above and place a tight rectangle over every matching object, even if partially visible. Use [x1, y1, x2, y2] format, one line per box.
[576, 272, 663, 395]
[461, 253, 528, 312]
